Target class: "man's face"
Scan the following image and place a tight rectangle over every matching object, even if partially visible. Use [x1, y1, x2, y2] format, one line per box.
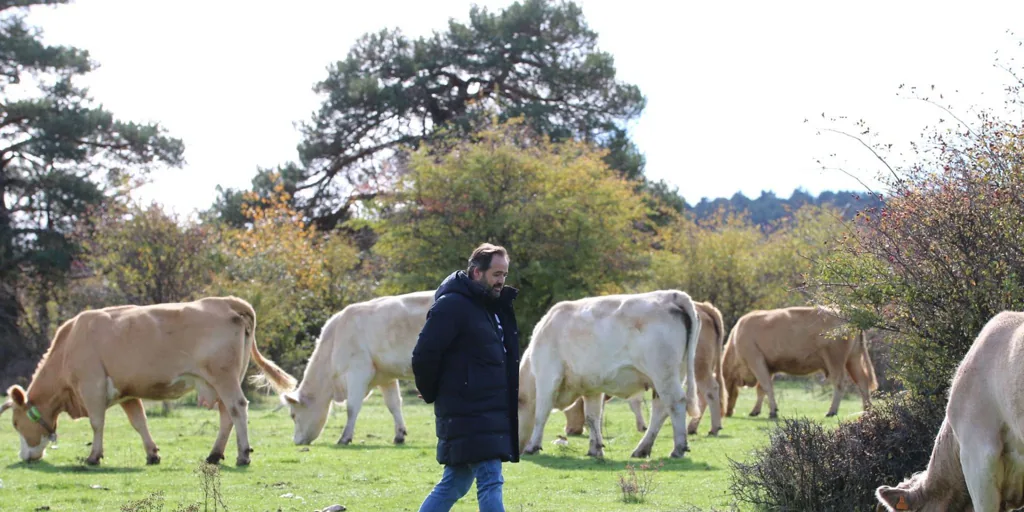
[473, 255, 509, 298]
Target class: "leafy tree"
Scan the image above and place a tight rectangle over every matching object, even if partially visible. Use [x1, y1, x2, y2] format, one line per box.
[204, 178, 375, 375]
[812, 111, 1024, 397]
[81, 202, 213, 305]
[214, 0, 645, 230]
[370, 118, 654, 345]
[0, 0, 184, 373]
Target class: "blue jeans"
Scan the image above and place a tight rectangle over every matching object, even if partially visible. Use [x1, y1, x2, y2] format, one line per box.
[418, 458, 504, 512]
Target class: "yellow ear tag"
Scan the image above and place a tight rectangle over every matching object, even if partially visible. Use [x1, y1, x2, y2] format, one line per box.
[895, 495, 909, 510]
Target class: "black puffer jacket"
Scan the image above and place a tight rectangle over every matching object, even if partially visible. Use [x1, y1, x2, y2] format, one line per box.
[411, 270, 521, 466]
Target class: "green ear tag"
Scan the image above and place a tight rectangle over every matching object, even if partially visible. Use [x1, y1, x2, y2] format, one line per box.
[27, 406, 41, 423]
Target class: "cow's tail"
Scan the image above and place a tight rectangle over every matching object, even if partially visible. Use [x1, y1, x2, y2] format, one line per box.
[703, 303, 728, 418]
[675, 293, 701, 418]
[858, 330, 879, 392]
[227, 297, 298, 394]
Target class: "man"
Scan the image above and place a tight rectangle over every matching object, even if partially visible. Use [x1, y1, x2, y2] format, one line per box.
[411, 243, 521, 512]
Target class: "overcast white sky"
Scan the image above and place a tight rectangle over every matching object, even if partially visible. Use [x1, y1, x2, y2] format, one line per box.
[22, 0, 1024, 215]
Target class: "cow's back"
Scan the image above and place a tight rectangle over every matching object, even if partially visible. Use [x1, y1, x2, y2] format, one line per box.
[322, 290, 435, 378]
[56, 297, 251, 396]
[527, 291, 694, 395]
[737, 307, 846, 358]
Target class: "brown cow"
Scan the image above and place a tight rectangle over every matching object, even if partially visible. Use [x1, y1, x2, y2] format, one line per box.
[722, 305, 877, 419]
[563, 300, 727, 436]
[876, 311, 1024, 512]
[0, 296, 296, 466]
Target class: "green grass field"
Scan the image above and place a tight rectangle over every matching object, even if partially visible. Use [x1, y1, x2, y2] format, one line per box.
[0, 380, 865, 512]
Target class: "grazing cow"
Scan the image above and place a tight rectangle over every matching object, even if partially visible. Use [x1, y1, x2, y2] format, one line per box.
[722, 305, 878, 419]
[281, 291, 434, 446]
[518, 290, 701, 459]
[562, 300, 727, 437]
[0, 296, 295, 466]
[876, 311, 1024, 512]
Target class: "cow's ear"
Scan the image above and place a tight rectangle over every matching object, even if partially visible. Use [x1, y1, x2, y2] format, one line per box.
[7, 385, 26, 407]
[876, 485, 913, 511]
[282, 392, 301, 406]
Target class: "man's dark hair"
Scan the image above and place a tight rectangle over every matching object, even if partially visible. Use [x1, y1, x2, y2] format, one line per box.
[467, 243, 509, 276]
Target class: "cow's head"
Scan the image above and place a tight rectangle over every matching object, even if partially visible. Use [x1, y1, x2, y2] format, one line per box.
[281, 390, 330, 445]
[875, 472, 969, 512]
[2, 385, 56, 462]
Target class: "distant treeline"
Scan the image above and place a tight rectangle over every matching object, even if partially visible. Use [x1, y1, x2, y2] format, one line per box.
[685, 188, 885, 227]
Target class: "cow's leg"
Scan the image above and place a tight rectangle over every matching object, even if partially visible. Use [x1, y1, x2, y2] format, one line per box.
[706, 376, 724, 436]
[120, 399, 160, 465]
[845, 356, 873, 412]
[582, 394, 605, 458]
[824, 358, 846, 417]
[337, 373, 371, 445]
[631, 390, 669, 458]
[660, 383, 693, 458]
[563, 397, 585, 436]
[380, 379, 407, 444]
[209, 381, 252, 466]
[725, 380, 739, 417]
[80, 381, 109, 466]
[960, 438, 1001, 511]
[523, 370, 561, 455]
[747, 358, 779, 419]
[206, 400, 234, 465]
[686, 391, 708, 435]
[749, 382, 766, 416]
[628, 395, 648, 432]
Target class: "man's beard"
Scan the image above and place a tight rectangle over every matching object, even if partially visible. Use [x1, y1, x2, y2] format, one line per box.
[475, 277, 502, 298]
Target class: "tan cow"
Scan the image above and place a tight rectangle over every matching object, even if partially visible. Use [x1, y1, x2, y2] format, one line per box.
[0, 296, 295, 466]
[281, 290, 434, 446]
[519, 290, 701, 459]
[722, 305, 878, 419]
[562, 300, 727, 436]
[876, 311, 1024, 512]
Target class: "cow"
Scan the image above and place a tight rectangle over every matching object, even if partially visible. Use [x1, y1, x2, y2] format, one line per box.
[875, 311, 1024, 512]
[280, 290, 434, 446]
[518, 290, 701, 459]
[562, 300, 727, 437]
[0, 296, 296, 467]
[721, 305, 878, 420]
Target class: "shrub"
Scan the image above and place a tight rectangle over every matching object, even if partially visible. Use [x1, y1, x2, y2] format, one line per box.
[729, 391, 946, 511]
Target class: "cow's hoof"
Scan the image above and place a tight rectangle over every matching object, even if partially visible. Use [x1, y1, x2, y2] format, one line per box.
[146, 454, 161, 465]
[393, 436, 406, 445]
[669, 446, 689, 459]
[687, 427, 698, 435]
[708, 429, 721, 437]
[587, 449, 604, 458]
[769, 411, 778, 419]
[206, 452, 225, 465]
[523, 445, 542, 455]
[825, 412, 837, 418]
[236, 456, 250, 467]
[748, 410, 761, 417]
[630, 447, 651, 458]
[337, 436, 353, 445]
[564, 428, 584, 437]
[85, 455, 102, 466]
[637, 426, 648, 433]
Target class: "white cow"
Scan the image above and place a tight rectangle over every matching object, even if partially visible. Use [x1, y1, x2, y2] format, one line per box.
[876, 311, 1024, 512]
[518, 290, 701, 459]
[280, 291, 434, 445]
